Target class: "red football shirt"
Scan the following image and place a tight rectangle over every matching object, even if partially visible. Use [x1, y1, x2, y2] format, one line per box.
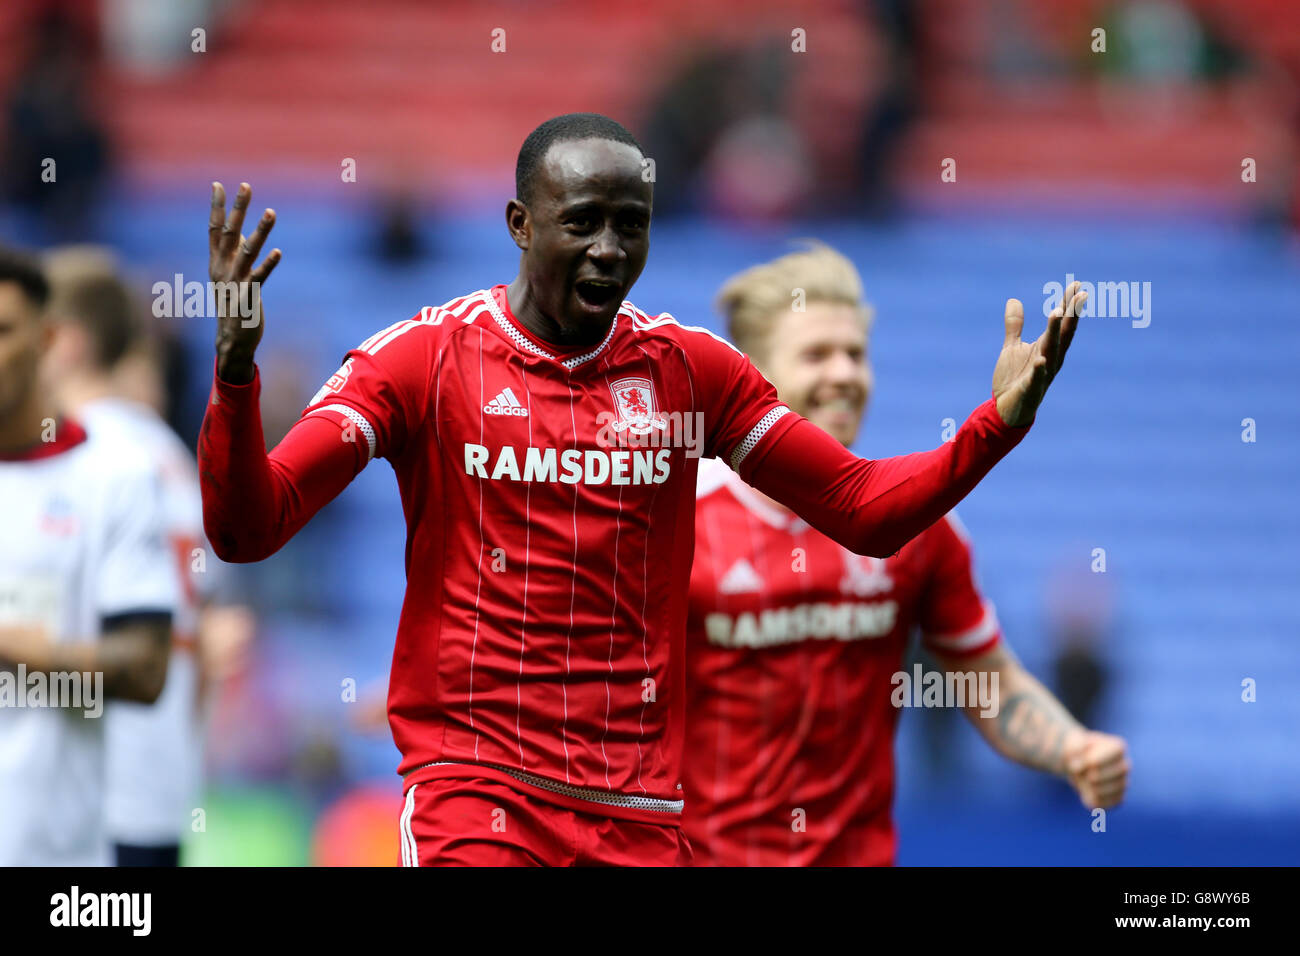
[683, 458, 1000, 865]
[299, 286, 799, 820]
[198, 284, 1029, 827]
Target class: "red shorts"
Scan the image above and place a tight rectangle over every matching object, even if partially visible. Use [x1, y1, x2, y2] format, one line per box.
[399, 775, 693, 866]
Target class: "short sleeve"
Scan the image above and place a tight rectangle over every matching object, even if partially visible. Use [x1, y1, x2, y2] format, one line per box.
[683, 327, 800, 471]
[302, 314, 437, 462]
[158, 440, 210, 606]
[917, 512, 1001, 658]
[97, 464, 180, 625]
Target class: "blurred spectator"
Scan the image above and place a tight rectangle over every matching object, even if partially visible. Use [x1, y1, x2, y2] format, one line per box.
[1098, 0, 1206, 82]
[640, 45, 751, 218]
[2, 8, 111, 241]
[372, 186, 427, 265]
[855, 0, 921, 217]
[905, 642, 966, 781]
[1044, 554, 1116, 732]
[366, 167, 433, 266]
[102, 0, 231, 75]
[702, 113, 814, 223]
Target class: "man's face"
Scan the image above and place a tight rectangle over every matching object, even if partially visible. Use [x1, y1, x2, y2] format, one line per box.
[511, 138, 652, 340]
[757, 302, 872, 447]
[0, 282, 48, 420]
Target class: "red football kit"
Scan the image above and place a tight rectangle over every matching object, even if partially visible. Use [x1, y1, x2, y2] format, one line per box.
[683, 459, 1001, 866]
[198, 284, 1028, 865]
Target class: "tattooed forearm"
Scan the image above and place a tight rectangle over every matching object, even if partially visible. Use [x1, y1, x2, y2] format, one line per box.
[993, 697, 1066, 780]
[939, 646, 1086, 776]
[993, 691, 1077, 773]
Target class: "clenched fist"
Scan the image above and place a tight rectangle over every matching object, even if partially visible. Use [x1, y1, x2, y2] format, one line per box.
[1062, 729, 1130, 809]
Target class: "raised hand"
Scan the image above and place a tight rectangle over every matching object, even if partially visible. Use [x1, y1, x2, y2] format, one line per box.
[209, 182, 281, 384]
[992, 281, 1085, 427]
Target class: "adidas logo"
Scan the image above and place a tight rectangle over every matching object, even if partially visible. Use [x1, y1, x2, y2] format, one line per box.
[718, 558, 763, 594]
[484, 387, 528, 417]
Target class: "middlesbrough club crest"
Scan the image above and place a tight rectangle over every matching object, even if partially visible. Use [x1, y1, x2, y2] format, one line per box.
[839, 551, 894, 597]
[608, 376, 668, 435]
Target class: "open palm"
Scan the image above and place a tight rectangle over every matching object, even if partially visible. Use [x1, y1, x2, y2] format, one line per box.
[992, 281, 1085, 427]
[209, 181, 281, 384]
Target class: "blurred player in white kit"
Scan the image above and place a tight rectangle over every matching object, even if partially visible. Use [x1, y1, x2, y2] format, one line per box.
[0, 246, 177, 866]
[42, 246, 254, 866]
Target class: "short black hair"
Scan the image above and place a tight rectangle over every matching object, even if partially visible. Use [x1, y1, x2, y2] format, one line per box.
[0, 245, 50, 309]
[515, 113, 644, 205]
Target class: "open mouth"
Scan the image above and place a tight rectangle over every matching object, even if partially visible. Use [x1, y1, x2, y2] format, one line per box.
[574, 278, 621, 310]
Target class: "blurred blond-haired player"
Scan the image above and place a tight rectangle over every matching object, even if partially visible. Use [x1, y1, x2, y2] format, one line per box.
[683, 243, 1129, 865]
[43, 246, 254, 866]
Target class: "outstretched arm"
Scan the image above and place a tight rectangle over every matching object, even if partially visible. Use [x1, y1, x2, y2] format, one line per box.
[199, 183, 364, 562]
[0, 617, 171, 704]
[742, 287, 1085, 558]
[936, 642, 1131, 809]
[199, 373, 364, 562]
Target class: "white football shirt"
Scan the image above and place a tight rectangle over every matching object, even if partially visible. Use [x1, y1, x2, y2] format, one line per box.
[0, 418, 178, 865]
[79, 397, 206, 847]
